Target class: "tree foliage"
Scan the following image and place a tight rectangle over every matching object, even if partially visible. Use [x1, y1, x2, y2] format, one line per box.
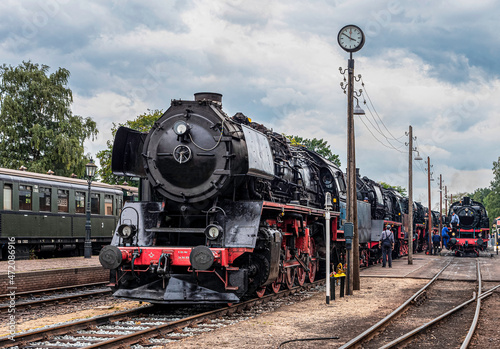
[0, 61, 97, 176]
[466, 156, 500, 226]
[379, 181, 407, 197]
[96, 109, 163, 185]
[471, 187, 492, 204]
[287, 135, 341, 167]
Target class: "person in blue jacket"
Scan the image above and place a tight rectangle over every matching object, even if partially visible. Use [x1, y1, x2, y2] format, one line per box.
[450, 212, 460, 233]
[432, 232, 441, 255]
[441, 226, 450, 249]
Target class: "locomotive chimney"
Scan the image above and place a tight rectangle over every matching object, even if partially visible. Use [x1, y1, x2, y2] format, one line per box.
[194, 92, 222, 105]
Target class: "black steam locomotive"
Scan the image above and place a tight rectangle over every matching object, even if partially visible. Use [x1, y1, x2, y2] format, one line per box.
[99, 93, 425, 304]
[99, 93, 347, 304]
[447, 196, 489, 256]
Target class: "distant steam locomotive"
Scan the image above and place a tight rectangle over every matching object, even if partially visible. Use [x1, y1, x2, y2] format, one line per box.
[99, 93, 428, 304]
[447, 196, 489, 256]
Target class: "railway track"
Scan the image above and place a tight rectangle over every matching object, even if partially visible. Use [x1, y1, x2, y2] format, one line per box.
[1, 280, 323, 348]
[339, 259, 500, 348]
[0, 282, 111, 312]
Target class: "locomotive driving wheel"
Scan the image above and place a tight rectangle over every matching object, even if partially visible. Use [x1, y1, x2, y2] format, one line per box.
[271, 271, 283, 293]
[256, 286, 266, 298]
[296, 266, 306, 286]
[285, 267, 296, 289]
[307, 260, 317, 282]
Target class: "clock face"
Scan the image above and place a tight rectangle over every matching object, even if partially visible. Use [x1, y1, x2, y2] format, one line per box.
[338, 25, 365, 52]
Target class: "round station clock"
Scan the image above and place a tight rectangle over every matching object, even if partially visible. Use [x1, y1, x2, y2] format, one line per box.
[337, 25, 365, 52]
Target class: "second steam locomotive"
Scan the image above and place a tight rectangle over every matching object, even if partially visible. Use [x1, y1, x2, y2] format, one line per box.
[447, 196, 489, 256]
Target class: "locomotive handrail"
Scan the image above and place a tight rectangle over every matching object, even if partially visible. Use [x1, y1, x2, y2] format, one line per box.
[146, 227, 205, 233]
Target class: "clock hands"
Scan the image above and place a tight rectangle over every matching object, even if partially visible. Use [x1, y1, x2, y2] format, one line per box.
[341, 32, 354, 41]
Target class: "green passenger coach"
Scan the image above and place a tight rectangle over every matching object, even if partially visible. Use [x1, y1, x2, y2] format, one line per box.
[0, 167, 137, 259]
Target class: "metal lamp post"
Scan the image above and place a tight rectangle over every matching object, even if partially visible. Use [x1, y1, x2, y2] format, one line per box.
[426, 157, 433, 254]
[84, 158, 97, 258]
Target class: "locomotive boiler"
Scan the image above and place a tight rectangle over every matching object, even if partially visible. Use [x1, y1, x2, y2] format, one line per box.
[99, 93, 344, 304]
[447, 196, 489, 256]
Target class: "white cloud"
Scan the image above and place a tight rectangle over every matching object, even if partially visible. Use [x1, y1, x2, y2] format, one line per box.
[0, 0, 499, 209]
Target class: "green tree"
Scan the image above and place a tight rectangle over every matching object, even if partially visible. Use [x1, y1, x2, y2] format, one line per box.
[96, 109, 163, 185]
[287, 135, 341, 167]
[379, 181, 407, 196]
[491, 156, 500, 190]
[0, 61, 97, 176]
[470, 187, 491, 204]
[484, 189, 500, 225]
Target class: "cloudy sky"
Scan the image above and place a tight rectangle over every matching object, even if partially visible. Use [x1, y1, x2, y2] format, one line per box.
[1, 0, 499, 209]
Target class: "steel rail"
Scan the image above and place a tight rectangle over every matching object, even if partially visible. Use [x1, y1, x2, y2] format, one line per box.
[0, 305, 153, 348]
[461, 259, 482, 349]
[0, 289, 111, 312]
[0, 281, 108, 300]
[338, 260, 452, 349]
[379, 283, 500, 349]
[85, 280, 324, 349]
[1, 279, 323, 348]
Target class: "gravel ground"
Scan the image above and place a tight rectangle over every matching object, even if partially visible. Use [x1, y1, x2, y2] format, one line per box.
[2, 277, 498, 348]
[163, 277, 427, 349]
[2, 254, 498, 348]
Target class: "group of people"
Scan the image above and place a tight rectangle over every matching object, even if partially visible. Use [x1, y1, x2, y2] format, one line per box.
[379, 212, 461, 265]
[432, 211, 460, 255]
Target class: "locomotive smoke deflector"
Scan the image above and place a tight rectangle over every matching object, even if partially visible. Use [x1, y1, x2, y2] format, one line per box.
[112, 126, 147, 178]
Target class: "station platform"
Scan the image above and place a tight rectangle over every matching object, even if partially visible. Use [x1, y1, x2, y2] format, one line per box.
[0, 256, 107, 294]
[360, 251, 500, 282]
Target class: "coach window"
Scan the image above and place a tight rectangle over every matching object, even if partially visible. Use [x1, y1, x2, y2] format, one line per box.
[57, 189, 69, 213]
[39, 187, 51, 212]
[19, 185, 32, 210]
[3, 184, 13, 210]
[75, 191, 86, 214]
[104, 195, 113, 215]
[91, 193, 100, 214]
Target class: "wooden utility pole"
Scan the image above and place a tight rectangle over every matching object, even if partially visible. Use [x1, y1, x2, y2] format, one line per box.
[439, 174, 443, 245]
[445, 186, 448, 215]
[408, 125, 414, 265]
[338, 24, 365, 295]
[427, 157, 432, 253]
[346, 54, 359, 294]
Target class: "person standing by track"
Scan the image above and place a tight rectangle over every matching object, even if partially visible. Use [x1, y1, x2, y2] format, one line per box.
[441, 226, 450, 249]
[432, 231, 441, 255]
[450, 211, 460, 233]
[379, 225, 394, 268]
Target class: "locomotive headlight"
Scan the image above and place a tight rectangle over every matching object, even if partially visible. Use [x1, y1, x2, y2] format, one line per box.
[118, 224, 137, 238]
[205, 224, 223, 240]
[173, 121, 189, 135]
